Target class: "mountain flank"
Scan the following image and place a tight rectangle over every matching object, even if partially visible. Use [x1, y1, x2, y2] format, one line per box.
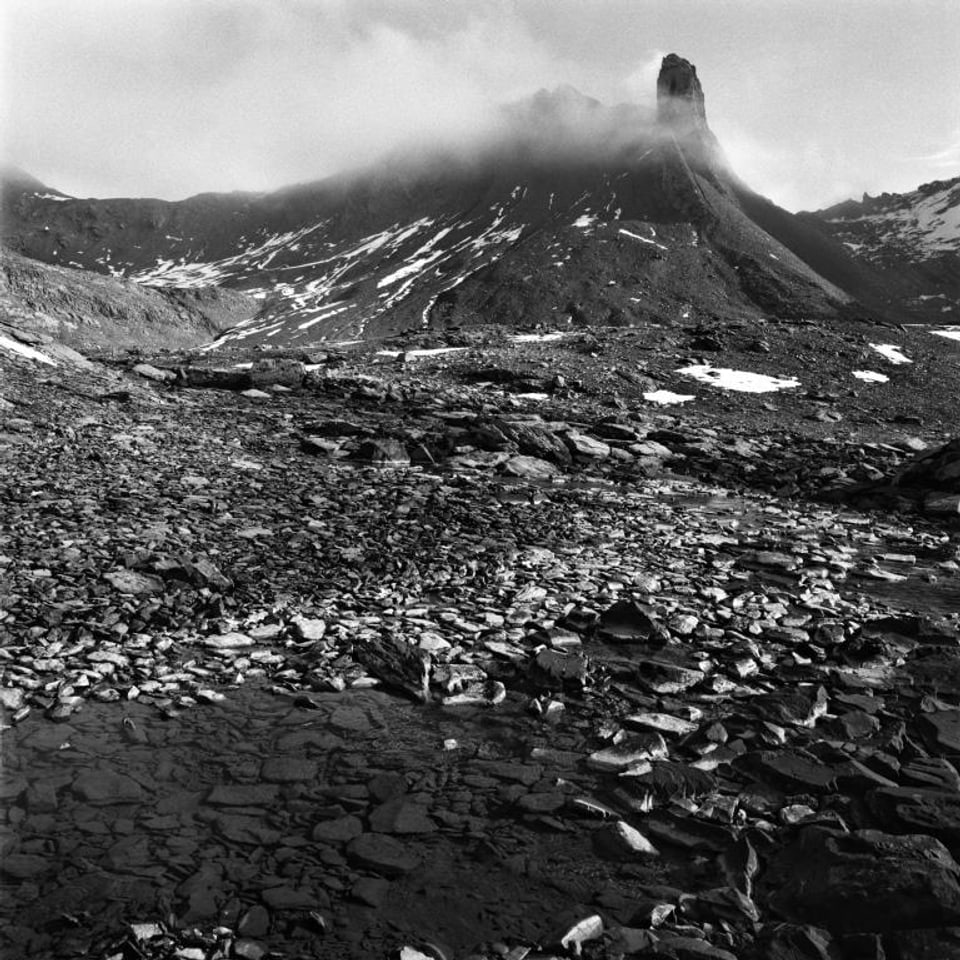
[0, 55, 924, 351]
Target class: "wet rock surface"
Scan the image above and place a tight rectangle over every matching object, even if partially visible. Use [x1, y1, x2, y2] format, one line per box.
[4, 328, 960, 958]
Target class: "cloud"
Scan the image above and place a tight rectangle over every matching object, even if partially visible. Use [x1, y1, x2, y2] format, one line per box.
[2, 0, 587, 197]
[907, 130, 960, 171]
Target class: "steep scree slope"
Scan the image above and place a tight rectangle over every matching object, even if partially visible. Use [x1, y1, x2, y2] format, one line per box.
[804, 176, 960, 320]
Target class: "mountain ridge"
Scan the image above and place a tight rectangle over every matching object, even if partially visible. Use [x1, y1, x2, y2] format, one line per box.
[1, 55, 944, 350]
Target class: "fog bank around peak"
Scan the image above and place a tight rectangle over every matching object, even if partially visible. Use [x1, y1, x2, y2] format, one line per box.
[3, 0, 958, 210]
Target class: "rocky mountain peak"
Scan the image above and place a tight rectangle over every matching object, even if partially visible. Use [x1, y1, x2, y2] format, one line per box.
[657, 53, 708, 132]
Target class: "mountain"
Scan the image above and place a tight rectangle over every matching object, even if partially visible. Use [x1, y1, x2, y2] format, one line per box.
[804, 176, 960, 320]
[0, 246, 256, 352]
[1, 55, 909, 350]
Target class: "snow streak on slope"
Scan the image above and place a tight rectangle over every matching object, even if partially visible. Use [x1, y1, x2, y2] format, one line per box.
[820, 178, 960, 262]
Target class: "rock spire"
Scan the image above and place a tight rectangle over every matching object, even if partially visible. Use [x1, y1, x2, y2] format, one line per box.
[657, 54, 708, 132]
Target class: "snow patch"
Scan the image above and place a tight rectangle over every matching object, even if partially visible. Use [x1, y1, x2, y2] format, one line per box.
[644, 390, 695, 405]
[510, 332, 569, 343]
[678, 364, 800, 393]
[619, 228, 667, 251]
[931, 327, 960, 341]
[869, 343, 912, 364]
[852, 370, 889, 383]
[376, 347, 467, 360]
[0, 334, 56, 365]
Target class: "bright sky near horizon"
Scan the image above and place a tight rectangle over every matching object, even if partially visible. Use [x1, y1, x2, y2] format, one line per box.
[2, 0, 958, 212]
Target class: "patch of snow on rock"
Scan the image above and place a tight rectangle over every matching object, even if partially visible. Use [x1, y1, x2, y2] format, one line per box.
[931, 328, 960, 341]
[619, 228, 667, 251]
[0, 334, 56, 366]
[678, 364, 800, 394]
[869, 343, 912, 364]
[852, 370, 889, 383]
[510, 332, 569, 343]
[376, 347, 467, 360]
[644, 390, 695, 405]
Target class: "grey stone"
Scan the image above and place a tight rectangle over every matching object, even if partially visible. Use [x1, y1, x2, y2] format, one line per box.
[311, 816, 364, 844]
[346, 833, 421, 877]
[0, 854, 51, 879]
[72, 770, 143, 804]
[207, 784, 280, 806]
[767, 827, 960, 933]
[260, 758, 318, 783]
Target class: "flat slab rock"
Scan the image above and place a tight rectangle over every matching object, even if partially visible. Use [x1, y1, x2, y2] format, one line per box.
[345, 833, 421, 877]
[766, 826, 960, 933]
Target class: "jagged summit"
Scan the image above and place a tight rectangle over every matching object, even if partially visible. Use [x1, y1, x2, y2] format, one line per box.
[657, 54, 708, 132]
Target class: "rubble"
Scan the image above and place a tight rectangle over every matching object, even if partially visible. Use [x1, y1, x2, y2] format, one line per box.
[3, 327, 960, 959]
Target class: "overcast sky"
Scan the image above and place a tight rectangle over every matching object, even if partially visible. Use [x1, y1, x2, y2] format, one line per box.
[3, 0, 958, 211]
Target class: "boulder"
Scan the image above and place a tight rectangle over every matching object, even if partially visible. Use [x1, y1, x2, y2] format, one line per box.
[766, 827, 960, 933]
[495, 419, 571, 464]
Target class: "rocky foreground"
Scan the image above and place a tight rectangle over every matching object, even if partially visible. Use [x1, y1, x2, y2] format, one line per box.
[4, 327, 960, 960]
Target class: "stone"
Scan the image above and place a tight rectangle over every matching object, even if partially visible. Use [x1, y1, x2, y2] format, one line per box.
[261, 886, 322, 910]
[352, 876, 390, 907]
[920, 710, 960, 756]
[752, 686, 828, 727]
[528, 648, 588, 689]
[563, 431, 611, 460]
[132, 362, 177, 382]
[625, 713, 699, 737]
[643, 813, 733, 852]
[647, 935, 738, 960]
[249, 358, 304, 388]
[311, 816, 364, 844]
[207, 784, 279, 806]
[901, 757, 960, 791]
[233, 941, 268, 960]
[737, 750, 838, 793]
[682, 887, 760, 925]
[0, 688, 25, 710]
[260, 757, 318, 783]
[72, 770, 143, 804]
[199, 632, 254, 650]
[352, 438, 410, 465]
[767, 827, 960, 933]
[597, 600, 666, 643]
[516, 792, 566, 814]
[587, 732, 669, 771]
[634, 657, 705, 694]
[595, 821, 660, 860]
[291, 616, 326, 641]
[629, 761, 716, 801]
[750, 923, 838, 960]
[495, 419, 571, 464]
[0, 854, 51, 879]
[346, 833, 421, 877]
[501, 455, 559, 479]
[368, 798, 437, 834]
[238, 905, 271, 937]
[0, 776, 28, 801]
[868, 786, 960, 854]
[559, 915, 604, 954]
[103, 569, 164, 595]
[215, 814, 282, 845]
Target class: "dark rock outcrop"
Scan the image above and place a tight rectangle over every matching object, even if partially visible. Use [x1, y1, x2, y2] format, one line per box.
[657, 53, 709, 132]
[766, 827, 960, 933]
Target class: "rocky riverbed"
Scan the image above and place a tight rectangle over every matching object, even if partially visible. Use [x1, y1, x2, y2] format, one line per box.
[4, 327, 960, 959]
